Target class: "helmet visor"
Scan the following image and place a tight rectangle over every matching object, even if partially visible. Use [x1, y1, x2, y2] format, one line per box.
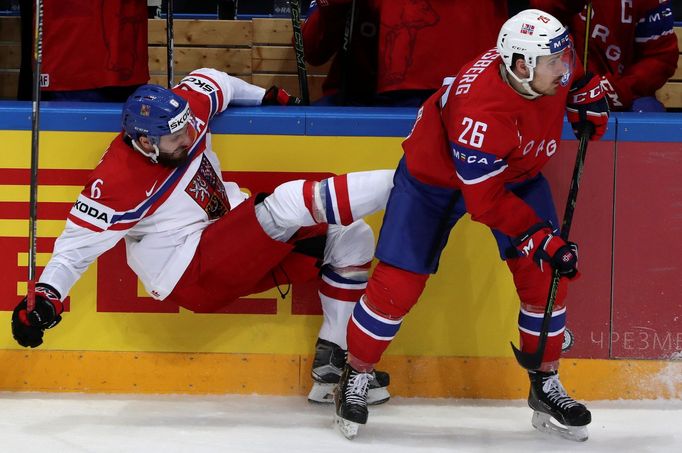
[536, 46, 575, 87]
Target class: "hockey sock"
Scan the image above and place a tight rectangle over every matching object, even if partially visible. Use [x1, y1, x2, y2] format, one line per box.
[347, 295, 403, 364]
[507, 257, 568, 370]
[318, 264, 369, 349]
[518, 304, 566, 371]
[311, 170, 394, 225]
[262, 170, 394, 231]
[347, 262, 427, 364]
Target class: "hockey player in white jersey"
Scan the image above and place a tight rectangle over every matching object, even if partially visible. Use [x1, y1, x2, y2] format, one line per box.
[10, 68, 394, 405]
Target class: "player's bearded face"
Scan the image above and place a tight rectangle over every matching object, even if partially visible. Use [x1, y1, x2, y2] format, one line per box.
[157, 121, 198, 168]
[531, 48, 574, 96]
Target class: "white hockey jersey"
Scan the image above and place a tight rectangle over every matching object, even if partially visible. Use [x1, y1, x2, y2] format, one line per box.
[40, 69, 266, 301]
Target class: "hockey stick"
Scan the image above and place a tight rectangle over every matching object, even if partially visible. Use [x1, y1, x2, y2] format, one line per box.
[166, 0, 174, 88]
[511, 2, 593, 370]
[337, 0, 357, 105]
[289, 0, 310, 105]
[27, 0, 44, 312]
[511, 129, 591, 370]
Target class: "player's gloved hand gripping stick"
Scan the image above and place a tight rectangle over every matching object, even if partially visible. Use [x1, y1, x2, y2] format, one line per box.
[511, 3, 603, 370]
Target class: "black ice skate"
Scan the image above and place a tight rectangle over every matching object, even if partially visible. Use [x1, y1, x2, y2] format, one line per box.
[528, 370, 591, 442]
[334, 363, 373, 439]
[308, 338, 390, 405]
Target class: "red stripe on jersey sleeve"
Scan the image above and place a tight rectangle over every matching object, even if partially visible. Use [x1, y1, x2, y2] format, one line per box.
[67, 214, 104, 232]
[332, 175, 353, 226]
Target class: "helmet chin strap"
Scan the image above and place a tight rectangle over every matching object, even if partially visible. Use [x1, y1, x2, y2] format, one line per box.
[132, 137, 161, 164]
[502, 64, 542, 99]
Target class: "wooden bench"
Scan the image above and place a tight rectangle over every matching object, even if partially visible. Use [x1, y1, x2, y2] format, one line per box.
[0, 16, 20, 99]
[0, 17, 327, 102]
[147, 18, 327, 99]
[0, 17, 680, 108]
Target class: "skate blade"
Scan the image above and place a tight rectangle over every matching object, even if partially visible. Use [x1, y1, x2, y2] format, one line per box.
[307, 382, 335, 404]
[531, 411, 589, 442]
[334, 413, 360, 440]
[308, 382, 391, 406]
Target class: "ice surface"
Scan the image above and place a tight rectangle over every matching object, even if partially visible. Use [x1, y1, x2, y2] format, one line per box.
[1, 393, 680, 453]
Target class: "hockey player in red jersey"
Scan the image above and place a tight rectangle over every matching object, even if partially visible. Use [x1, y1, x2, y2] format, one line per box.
[569, 0, 678, 111]
[10, 68, 395, 406]
[335, 10, 609, 441]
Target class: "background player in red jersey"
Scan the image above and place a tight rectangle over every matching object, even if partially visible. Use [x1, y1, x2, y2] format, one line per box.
[568, 0, 678, 111]
[335, 10, 609, 441]
[18, 0, 150, 102]
[302, 0, 588, 107]
[10, 68, 395, 406]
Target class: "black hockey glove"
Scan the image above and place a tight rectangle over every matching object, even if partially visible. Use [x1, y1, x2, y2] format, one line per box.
[262, 86, 302, 106]
[11, 283, 64, 348]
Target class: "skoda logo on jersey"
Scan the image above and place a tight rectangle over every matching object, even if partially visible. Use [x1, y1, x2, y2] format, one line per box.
[74, 200, 109, 223]
[183, 76, 216, 94]
[168, 104, 192, 133]
[549, 30, 570, 53]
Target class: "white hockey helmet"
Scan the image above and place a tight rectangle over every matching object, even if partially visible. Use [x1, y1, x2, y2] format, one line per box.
[497, 9, 574, 96]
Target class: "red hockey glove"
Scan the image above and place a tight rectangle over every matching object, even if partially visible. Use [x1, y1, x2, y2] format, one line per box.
[11, 283, 64, 348]
[513, 222, 580, 279]
[598, 75, 632, 111]
[566, 73, 609, 141]
[262, 86, 302, 106]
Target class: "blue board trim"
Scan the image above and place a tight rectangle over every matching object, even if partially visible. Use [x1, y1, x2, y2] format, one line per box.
[0, 102, 680, 142]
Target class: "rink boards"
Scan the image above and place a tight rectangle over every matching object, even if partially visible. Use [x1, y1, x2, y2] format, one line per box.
[0, 104, 680, 399]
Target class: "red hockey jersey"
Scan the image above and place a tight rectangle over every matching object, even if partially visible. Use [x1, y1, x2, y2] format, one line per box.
[569, 0, 678, 109]
[373, 0, 586, 95]
[40, 0, 149, 91]
[402, 49, 577, 238]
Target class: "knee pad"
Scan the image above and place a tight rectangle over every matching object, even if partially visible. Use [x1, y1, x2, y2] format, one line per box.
[324, 220, 375, 270]
[507, 257, 568, 311]
[364, 262, 428, 319]
[262, 179, 317, 229]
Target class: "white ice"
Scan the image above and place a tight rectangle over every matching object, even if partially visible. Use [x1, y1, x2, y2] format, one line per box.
[1, 393, 680, 453]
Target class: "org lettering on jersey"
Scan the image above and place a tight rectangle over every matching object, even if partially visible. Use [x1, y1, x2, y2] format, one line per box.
[68, 194, 116, 231]
[450, 143, 508, 185]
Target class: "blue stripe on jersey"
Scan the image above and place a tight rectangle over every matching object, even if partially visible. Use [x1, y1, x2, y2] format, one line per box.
[321, 266, 362, 285]
[208, 88, 219, 117]
[322, 180, 336, 224]
[450, 142, 508, 184]
[111, 133, 207, 224]
[635, 2, 674, 41]
[518, 308, 566, 336]
[352, 300, 402, 340]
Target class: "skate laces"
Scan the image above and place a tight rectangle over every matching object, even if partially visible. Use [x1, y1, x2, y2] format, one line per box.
[542, 374, 579, 410]
[345, 371, 374, 407]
